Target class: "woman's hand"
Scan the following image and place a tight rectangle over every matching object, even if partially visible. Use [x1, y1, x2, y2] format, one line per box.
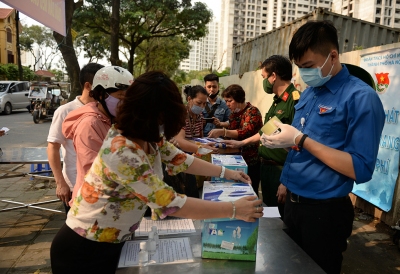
[222, 139, 244, 148]
[208, 128, 224, 138]
[224, 168, 251, 184]
[213, 117, 221, 127]
[201, 143, 218, 152]
[169, 137, 180, 148]
[234, 196, 263, 222]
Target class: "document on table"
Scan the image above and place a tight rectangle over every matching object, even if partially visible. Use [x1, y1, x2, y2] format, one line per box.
[135, 217, 196, 236]
[118, 237, 194, 268]
[263, 207, 281, 218]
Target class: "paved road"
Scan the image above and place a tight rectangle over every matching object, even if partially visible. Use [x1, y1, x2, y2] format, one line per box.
[0, 109, 51, 148]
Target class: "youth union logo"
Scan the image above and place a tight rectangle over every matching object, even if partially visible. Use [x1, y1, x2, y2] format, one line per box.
[375, 72, 389, 94]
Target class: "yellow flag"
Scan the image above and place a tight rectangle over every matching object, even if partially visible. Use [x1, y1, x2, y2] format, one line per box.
[71, 29, 78, 41]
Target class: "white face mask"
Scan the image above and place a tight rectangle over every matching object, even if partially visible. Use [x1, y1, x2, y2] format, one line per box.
[298, 53, 334, 87]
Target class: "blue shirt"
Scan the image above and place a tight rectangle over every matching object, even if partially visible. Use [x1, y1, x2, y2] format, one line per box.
[203, 97, 231, 136]
[280, 65, 385, 199]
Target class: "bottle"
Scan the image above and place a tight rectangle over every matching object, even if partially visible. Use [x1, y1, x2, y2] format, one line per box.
[138, 241, 148, 267]
[151, 226, 159, 247]
[148, 231, 157, 256]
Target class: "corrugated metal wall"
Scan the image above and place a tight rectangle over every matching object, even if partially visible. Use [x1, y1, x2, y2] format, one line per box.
[231, 8, 400, 76]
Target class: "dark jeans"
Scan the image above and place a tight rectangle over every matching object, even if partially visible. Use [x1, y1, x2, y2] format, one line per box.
[260, 164, 285, 218]
[51, 224, 125, 273]
[248, 162, 261, 196]
[284, 193, 354, 274]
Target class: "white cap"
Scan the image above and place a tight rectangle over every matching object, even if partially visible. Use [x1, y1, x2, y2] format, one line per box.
[140, 241, 147, 250]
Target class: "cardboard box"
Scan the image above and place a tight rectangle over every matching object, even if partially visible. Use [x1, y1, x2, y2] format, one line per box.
[211, 154, 248, 182]
[201, 181, 259, 261]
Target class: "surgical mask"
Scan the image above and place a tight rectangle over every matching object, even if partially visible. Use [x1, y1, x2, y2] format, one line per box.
[191, 104, 204, 115]
[105, 93, 121, 117]
[208, 90, 219, 99]
[263, 78, 274, 94]
[299, 53, 334, 87]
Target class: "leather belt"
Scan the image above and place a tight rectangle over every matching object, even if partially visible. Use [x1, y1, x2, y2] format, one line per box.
[289, 191, 349, 204]
[260, 157, 283, 166]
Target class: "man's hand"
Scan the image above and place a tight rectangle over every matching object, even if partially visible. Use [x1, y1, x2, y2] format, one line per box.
[56, 179, 71, 204]
[276, 183, 287, 204]
[261, 121, 301, 148]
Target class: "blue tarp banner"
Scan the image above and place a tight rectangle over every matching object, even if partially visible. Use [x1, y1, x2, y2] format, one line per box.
[353, 48, 400, 212]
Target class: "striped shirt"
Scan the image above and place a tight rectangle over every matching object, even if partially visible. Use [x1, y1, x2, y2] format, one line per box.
[183, 113, 203, 138]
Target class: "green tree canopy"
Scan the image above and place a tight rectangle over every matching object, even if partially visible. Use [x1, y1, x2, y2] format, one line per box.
[73, 0, 212, 73]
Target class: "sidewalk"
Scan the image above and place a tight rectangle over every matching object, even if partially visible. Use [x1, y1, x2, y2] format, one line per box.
[0, 164, 64, 274]
[1, 163, 400, 274]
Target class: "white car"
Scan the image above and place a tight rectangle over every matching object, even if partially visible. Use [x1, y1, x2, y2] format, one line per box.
[0, 81, 30, 115]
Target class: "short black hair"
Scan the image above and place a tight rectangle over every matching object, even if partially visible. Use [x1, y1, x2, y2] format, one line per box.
[79, 63, 104, 88]
[289, 20, 339, 62]
[221, 84, 246, 103]
[204, 74, 219, 83]
[116, 71, 186, 142]
[183, 85, 207, 101]
[260, 55, 293, 81]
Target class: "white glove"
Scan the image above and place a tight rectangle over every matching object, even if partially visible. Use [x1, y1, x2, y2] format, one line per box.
[262, 121, 302, 148]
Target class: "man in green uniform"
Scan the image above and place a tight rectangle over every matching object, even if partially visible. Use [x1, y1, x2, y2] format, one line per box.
[224, 55, 300, 218]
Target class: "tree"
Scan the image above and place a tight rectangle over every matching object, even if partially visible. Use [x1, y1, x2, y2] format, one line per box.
[0, 64, 34, 80]
[53, 0, 83, 101]
[73, 0, 212, 73]
[134, 36, 190, 76]
[19, 25, 61, 71]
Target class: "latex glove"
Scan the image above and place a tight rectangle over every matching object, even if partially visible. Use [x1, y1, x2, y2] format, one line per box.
[262, 121, 302, 148]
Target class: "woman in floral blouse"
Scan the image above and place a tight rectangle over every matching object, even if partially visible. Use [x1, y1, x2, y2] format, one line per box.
[50, 72, 263, 273]
[208, 84, 263, 195]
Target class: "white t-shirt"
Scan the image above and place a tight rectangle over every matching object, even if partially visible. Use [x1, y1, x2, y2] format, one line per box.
[47, 97, 84, 190]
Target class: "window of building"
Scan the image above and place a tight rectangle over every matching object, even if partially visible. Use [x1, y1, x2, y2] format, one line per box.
[377, 0, 382, 4]
[377, 8, 381, 14]
[7, 50, 13, 63]
[6, 28, 12, 43]
[7, 16, 10, 23]
[375, 17, 381, 23]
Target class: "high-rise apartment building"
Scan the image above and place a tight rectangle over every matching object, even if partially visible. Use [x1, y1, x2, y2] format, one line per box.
[178, 19, 219, 73]
[332, 0, 400, 28]
[218, 0, 332, 70]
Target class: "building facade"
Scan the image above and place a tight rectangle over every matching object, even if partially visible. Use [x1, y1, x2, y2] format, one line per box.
[0, 8, 19, 65]
[332, 0, 400, 28]
[218, 0, 332, 70]
[179, 19, 219, 73]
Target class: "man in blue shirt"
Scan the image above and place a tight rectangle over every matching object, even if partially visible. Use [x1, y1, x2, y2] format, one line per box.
[202, 74, 230, 136]
[262, 21, 385, 274]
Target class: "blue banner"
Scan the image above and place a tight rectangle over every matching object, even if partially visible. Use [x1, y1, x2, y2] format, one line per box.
[353, 48, 400, 212]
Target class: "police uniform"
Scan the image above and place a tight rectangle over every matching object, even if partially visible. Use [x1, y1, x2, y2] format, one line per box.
[258, 83, 300, 217]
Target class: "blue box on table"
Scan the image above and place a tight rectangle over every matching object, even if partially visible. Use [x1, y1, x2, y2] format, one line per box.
[201, 181, 259, 261]
[211, 154, 248, 182]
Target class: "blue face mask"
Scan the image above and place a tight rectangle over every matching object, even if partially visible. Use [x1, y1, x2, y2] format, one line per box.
[299, 53, 334, 87]
[191, 104, 204, 115]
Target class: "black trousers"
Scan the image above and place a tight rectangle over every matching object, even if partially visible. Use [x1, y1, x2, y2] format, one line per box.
[283, 193, 354, 274]
[247, 162, 261, 196]
[51, 223, 125, 273]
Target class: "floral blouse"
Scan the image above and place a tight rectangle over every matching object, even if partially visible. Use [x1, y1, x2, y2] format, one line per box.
[66, 126, 194, 243]
[228, 102, 263, 166]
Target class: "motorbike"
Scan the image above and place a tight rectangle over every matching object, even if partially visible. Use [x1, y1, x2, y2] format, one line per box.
[28, 82, 69, 124]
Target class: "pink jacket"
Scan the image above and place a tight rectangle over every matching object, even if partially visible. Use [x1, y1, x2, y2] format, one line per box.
[62, 102, 111, 206]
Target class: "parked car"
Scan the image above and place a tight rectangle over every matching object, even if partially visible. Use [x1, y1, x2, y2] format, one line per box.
[0, 81, 30, 115]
